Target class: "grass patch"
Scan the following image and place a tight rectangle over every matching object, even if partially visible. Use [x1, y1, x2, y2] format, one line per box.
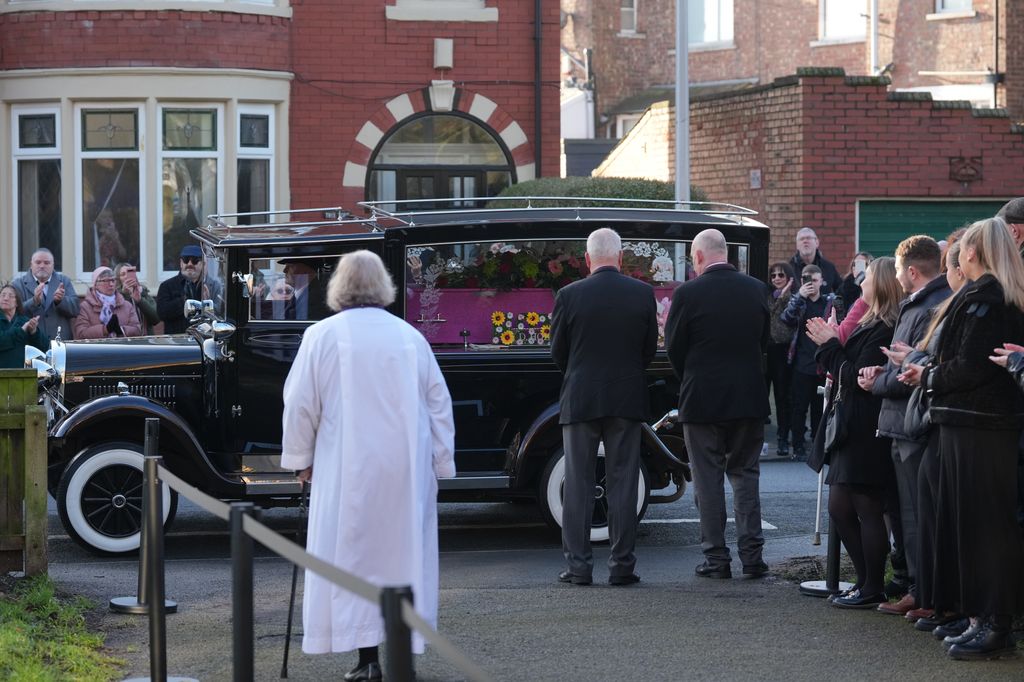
[0, 574, 123, 681]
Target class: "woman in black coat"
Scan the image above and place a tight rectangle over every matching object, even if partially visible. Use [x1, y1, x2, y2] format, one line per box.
[806, 257, 901, 609]
[902, 217, 1024, 660]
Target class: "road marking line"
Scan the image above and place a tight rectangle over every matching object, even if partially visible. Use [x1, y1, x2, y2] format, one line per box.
[641, 518, 778, 530]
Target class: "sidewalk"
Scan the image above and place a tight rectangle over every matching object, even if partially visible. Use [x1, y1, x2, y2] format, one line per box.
[53, 534, 1022, 681]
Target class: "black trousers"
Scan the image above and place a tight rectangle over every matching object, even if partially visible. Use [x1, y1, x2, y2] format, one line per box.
[765, 343, 792, 443]
[916, 430, 941, 610]
[788, 370, 824, 447]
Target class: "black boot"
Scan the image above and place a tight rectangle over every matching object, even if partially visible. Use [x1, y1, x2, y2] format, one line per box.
[947, 616, 1016, 660]
[943, 618, 983, 649]
[776, 437, 789, 458]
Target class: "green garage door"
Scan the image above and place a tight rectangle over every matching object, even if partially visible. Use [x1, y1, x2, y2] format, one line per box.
[859, 200, 1008, 257]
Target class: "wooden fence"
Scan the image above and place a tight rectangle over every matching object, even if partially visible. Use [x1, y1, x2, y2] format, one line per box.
[0, 369, 48, 575]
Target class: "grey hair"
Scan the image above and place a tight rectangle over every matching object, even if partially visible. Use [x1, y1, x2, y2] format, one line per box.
[693, 228, 727, 258]
[31, 247, 54, 260]
[326, 250, 396, 311]
[796, 227, 818, 241]
[586, 228, 622, 260]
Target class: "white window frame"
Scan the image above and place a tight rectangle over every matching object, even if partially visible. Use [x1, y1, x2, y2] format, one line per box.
[936, 0, 972, 12]
[74, 103, 147, 282]
[687, 0, 734, 49]
[615, 114, 642, 138]
[157, 103, 225, 279]
[817, 0, 866, 43]
[11, 104, 62, 275]
[620, 0, 637, 35]
[236, 103, 276, 222]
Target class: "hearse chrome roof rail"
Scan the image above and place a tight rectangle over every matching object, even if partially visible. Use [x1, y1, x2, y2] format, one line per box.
[205, 207, 381, 233]
[359, 197, 758, 225]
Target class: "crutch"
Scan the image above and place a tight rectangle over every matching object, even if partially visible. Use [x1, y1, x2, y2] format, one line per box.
[281, 481, 310, 679]
[812, 373, 833, 546]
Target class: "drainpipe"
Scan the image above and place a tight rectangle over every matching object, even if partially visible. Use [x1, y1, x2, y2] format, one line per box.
[993, 0, 1000, 107]
[534, 0, 543, 178]
[870, 0, 880, 75]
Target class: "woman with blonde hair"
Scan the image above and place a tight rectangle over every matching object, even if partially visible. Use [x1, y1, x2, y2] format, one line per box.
[805, 257, 902, 608]
[900, 217, 1024, 660]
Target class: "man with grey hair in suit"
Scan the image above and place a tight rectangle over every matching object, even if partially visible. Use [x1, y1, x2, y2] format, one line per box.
[12, 247, 80, 340]
[665, 228, 771, 579]
[551, 227, 658, 586]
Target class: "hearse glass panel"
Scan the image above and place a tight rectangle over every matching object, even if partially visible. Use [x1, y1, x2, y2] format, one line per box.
[405, 239, 750, 349]
[246, 256, 334, 322]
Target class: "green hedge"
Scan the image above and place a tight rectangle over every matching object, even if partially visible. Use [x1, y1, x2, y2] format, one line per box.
[488, 176, 707, 208]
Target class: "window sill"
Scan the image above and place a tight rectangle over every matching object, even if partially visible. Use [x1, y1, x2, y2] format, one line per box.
[689, 40, 736, 53]
[385, 5, 498, 22]
[616, 31, 646, 39]
[925, 10, 977, 21]
[810, 36, 866, 48]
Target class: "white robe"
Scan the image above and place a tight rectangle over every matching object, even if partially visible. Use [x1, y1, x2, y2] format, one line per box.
[280, 307, 456, 654]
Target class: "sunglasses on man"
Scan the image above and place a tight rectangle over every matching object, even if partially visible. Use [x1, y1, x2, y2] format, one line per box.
[181, 256, 202, 265]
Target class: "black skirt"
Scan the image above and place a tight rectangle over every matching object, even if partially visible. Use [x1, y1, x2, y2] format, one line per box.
[932, 425, 1024, 616]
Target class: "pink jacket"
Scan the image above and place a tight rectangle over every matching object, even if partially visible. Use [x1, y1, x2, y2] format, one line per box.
[74, 289, 143, 339]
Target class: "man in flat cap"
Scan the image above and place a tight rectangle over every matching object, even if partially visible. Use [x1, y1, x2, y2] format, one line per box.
[997, 197, 1024, 259]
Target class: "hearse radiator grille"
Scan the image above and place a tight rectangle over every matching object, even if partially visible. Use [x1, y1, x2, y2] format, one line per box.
[89, 384, 177, 405]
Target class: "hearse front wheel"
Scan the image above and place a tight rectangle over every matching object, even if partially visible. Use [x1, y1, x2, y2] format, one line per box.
[57, 442, 178, 556]
[538, 446, 650, 543]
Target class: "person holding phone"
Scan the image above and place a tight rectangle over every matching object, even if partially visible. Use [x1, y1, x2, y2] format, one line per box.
[114, 262, 160, 334]
[74, 267, 143, 339]
[838, 252, 874, 314]
[781, 264, 836, 459]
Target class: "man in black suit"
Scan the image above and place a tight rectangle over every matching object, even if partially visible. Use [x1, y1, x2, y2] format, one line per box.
[665, 228, 771, 579]
[551, 227, 658, 586]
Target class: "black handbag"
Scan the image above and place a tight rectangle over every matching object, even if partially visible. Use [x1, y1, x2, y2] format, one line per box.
[823, 361, 849, 454]
[904, 384, 931, 439]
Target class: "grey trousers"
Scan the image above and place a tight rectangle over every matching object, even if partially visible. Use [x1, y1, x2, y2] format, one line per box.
[893, 438, 927, 593]
[562, 417, 642, 578]
[683, 418, 765, 567]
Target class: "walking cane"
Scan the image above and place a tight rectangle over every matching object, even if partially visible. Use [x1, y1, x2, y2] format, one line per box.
[281, 481, 310, 679]
[812, 374, 833, 546]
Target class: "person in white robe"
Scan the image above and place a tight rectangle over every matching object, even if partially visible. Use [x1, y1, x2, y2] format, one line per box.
[281, 249, 456, 682]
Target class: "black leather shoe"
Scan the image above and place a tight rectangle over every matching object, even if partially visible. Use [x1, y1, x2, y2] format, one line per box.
[609, 573, 640, 586]
[932, 617, 970, 640]
[742, 561, 769, 578]
[344, 662, 383, 681]
[947, 621, 1016, 660]
[776, 439, 789, 457]
[695, 561, 732, 579]
[914, 612, 964, 632]
[826, 585, 860, 603]
[943, 620, 983, 649]
[557, 570, 592, 586]
[831, 589, 886, 609]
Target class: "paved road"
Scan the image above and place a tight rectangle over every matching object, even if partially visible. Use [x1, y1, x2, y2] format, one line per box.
[48, 456, 1023, 680]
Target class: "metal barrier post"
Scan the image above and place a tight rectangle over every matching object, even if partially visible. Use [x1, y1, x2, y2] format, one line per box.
[144, 455, 168, 681]
[231, 502, 257, 682]
[111, 418, 177, 615]
[380, 586, 415, 682]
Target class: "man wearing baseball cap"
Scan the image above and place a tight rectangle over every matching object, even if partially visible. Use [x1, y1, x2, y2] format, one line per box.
[156, 244, 222, 333]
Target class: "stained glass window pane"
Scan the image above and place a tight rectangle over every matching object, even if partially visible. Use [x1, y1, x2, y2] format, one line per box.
[83, 110, 138, 151]
[379, 115, 506, 165]
[240, 114, 270, 148]
[163, 109, 217, 151]
[19, 115, 57, 148]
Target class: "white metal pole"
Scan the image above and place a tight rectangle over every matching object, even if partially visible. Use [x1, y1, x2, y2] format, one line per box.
[869, 0, 879, 75]
[675, 0, 690, 205]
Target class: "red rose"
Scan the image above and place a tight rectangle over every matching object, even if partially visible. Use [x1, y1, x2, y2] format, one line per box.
[499, 262, 512, 274]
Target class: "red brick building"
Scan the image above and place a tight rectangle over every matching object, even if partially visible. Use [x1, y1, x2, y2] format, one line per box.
[0, 1, 561, 287]
[563, 0, 1020, 138]
[595, 69, 1024, 263]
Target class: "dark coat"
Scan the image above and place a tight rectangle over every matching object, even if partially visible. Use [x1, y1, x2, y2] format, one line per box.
[0, 314, 48, 369]
[11, 271, 80, 340]
[871, 274, 952, 441]
[156, 272, 223, 334]
[923, 274, 1024, 430]
[789, 250, 843, 299]
[781, 291, 836, 371]
[550, 266, 658, 424]
[664, 263, 770, 423]
[808, 320, 895, 487]
[768, 287, 793, 344]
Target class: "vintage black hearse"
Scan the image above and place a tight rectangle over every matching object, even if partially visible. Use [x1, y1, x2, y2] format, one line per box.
[29, 199, 770, 554]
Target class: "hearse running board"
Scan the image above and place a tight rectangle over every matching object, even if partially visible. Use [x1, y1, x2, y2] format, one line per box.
[243, 475, 303, 495]
[439, 474, 510, 490]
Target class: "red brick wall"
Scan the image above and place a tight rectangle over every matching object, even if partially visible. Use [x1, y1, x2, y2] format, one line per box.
[597, 68, 1024, 263]
[1005, 0, 1024, 119]
[0, 10, 290, 70]
[289, 0, 562, 208]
